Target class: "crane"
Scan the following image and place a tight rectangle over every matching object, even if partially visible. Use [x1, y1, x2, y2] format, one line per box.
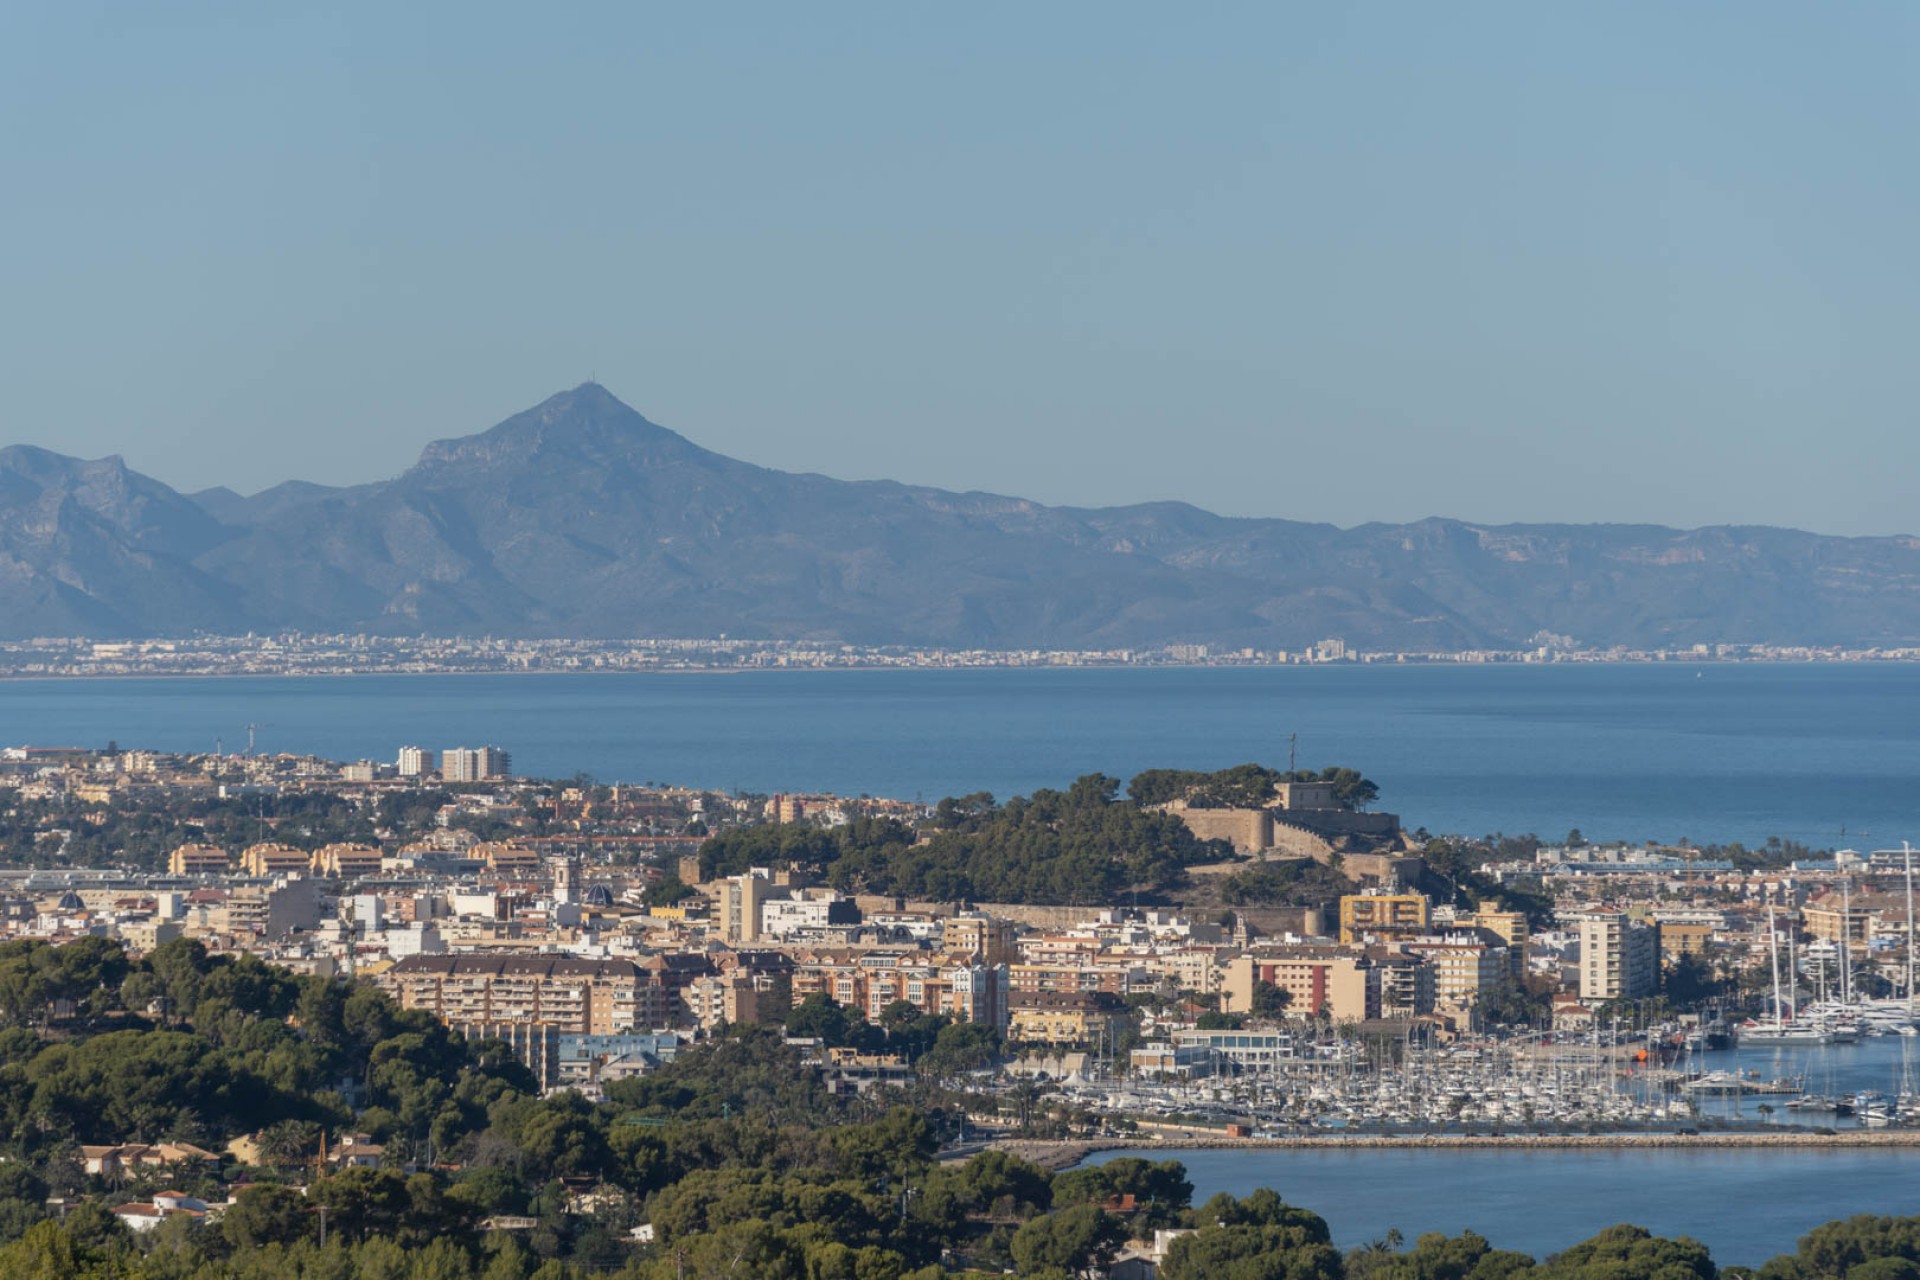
[246, 722, 273, 757]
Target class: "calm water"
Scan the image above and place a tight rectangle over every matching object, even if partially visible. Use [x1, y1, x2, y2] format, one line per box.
[1092, 1144, 1920, 1266]
[1091, 1036, 1920, 1263]
[1, 664, 1918, 846]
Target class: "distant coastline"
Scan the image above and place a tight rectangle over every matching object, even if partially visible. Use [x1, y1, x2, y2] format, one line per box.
[3, 633, 1918, 680]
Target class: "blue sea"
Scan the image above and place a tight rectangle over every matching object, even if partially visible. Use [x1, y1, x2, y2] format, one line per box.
[1091, 1142, 1920, 1267]
[1, 663, 1916, 848]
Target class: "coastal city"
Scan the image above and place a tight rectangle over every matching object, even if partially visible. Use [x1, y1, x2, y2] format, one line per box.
[5, 738, 1915, 1149]
[5, 633, 1920, 678]
[11, 6, 1920, 1277]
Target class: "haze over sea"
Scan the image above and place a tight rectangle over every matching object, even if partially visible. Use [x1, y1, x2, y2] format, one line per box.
[2, 662, 1915, 849]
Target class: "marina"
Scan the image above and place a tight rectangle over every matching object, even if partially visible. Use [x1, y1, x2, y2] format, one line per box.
[1042, 1018, 1920, 1135]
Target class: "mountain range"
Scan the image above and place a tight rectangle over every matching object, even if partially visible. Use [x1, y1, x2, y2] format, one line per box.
[3, 383, 1918, 650]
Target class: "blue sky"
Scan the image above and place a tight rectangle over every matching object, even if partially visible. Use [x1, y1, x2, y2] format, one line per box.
[2, 4, 1915, 534]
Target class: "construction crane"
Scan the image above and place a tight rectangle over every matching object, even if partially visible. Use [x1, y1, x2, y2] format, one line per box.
[246, 722, 273, 757]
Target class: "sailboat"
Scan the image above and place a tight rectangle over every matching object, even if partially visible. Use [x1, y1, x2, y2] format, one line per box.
[1741, 905, 1837, 1046]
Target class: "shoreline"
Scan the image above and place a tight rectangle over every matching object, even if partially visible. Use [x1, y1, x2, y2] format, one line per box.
[990, 1130, 1920, 1171]
[2, 657, 1917, 682]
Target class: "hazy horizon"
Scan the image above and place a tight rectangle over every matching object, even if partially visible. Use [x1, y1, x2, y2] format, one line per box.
[5, 5, 1917, 535]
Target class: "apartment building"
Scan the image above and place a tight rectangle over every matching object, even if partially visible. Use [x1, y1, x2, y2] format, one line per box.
[1007, 990, 1129, 1045]
[1222, 948, 1379, 1023]
[167, 844, 230, 876]
[1368, 949, 1438, 1019]
[443, 747, 511, 782]
[1577, 912, 1660, 1002]
[475, 843, 541, 875]
[383, 954, 656, 1034]
[1402, 936, 1508, 1009]
[397, 746, 435, 778]
[719, 873, 777, 945]
[942, 912, 1019, 966]
[1009, 960, 1143, 996]
[240, 843, 310, 877]
[311, 843, 384, 878]
[1339, 892, 1430, 944]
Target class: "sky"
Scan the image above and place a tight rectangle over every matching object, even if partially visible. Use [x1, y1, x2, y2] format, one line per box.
[2, 4, 1916, 535]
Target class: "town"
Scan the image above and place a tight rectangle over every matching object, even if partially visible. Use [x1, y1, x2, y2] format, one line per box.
[5, 632, 1920, 679]
[2, 741, 1914, 1142]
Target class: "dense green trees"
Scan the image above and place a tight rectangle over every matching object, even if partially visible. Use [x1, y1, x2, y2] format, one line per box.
[1757, 1216, 1920, 1280]
[1530, 1224, 1715, 1280]
[1219, 860, 1356, 909]
[694, 775, 1229, 905]
[1125, 765, 1380, 812]
[1347, 1231, 1534, 1280]
[1162, 1190, 1343, 1280]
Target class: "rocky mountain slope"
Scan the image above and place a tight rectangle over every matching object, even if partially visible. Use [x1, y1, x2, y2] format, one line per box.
[4, 385, 1917, 648]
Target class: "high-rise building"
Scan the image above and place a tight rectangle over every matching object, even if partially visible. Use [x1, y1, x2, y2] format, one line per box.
[397, 746, 435, 778]
[720, 873, 776, 945]
[443, 746, 511, 782]
[1578, 913, 1660, 1002]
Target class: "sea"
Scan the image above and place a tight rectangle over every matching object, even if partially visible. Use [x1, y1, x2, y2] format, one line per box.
[1084, 1034, 1920, 1264]
[1, 662, 1916, 848]
[1088, 1140, 1917, 1266]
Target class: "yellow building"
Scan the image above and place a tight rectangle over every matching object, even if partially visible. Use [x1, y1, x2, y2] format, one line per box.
[1339, 892, 1429, 944]
[1655, 920, 1715, 963]
[168, 844, 231, 876]
[475, 843, 542, 875]
[240, 842, 309, 877]
[1470, 908, 1530, 950]
[311, 843, 384, 878]
[942, 913, 1018, 966]
[1803, 903, 1875, 954]
[1006, 991, 1129, 1045]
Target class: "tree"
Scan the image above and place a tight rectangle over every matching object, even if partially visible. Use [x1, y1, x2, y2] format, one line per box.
[918, 1022, 1001, 1080]
[1251, 981, 1293, 1020]
[1164, 1191, 1342, 1280]
[1532, 1224, 1715, 1280]
[1009, 1204, 1126, 1278]
[785, 994, 859, 1047]
[224, 1183, 312, 1249]
[1296, 767, 1379, 812]
[1757, 1214, 1920, 1280]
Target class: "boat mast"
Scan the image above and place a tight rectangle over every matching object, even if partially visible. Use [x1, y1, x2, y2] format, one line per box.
[1906, 841, 1917, 1012]
[1768, 905, 1784, 1025]
[1842, 874, 1853, 1007]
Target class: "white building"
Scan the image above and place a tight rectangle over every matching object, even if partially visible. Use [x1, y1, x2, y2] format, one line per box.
[443, 746, 511, 782]
[1577, 912, 1660, 1002]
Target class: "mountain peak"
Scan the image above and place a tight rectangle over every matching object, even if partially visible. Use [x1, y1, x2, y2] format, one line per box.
[409, 384, 705, 478]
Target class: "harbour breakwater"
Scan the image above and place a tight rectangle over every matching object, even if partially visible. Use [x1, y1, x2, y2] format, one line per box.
[993, 1129, 1920, 1171]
